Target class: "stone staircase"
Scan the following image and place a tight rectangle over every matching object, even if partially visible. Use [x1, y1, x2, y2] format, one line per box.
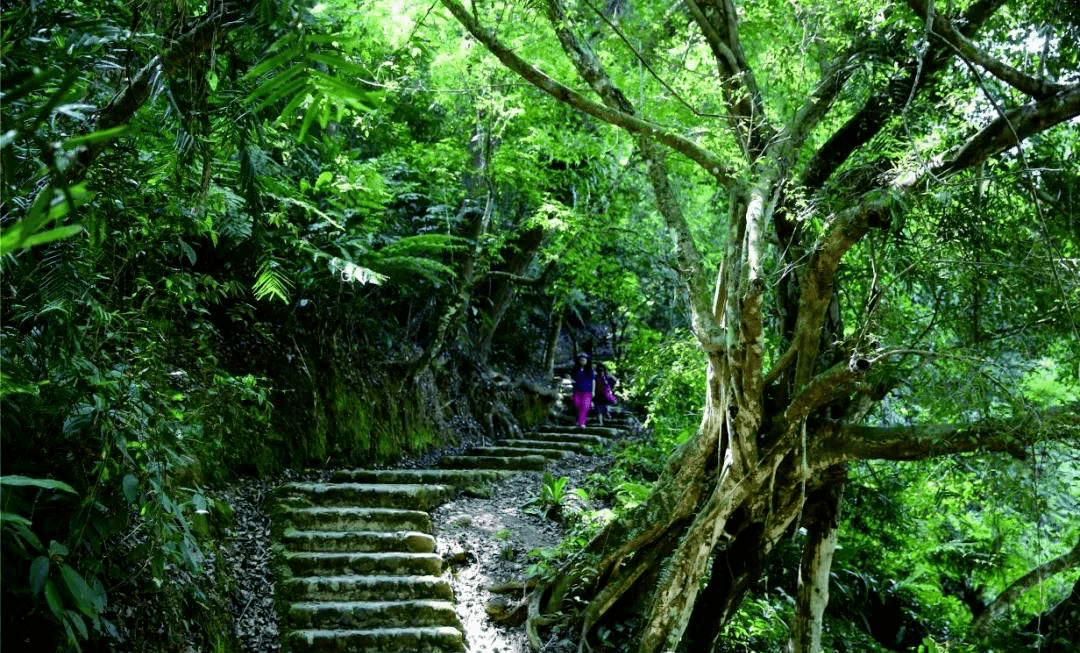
[270, 407, 636, 653]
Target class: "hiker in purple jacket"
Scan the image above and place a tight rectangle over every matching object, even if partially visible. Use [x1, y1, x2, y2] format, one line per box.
[593, 363, 617, 425]
[570, 353, 594, 427]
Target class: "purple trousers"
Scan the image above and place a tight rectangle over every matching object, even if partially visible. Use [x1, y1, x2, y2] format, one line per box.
[573, 391, 592, 427]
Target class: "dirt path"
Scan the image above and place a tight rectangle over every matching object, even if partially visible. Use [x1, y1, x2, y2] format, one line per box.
[432, 453, 608, 653]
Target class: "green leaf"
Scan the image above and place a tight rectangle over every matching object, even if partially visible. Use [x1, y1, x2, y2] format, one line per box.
[0, 475, 78, 495]
[66, 610, 89, 639]
[122, 474, 138, 502]
[59, 564, 102, 618]
[61, 124, 131, 149]
[250, 68, 308, 111]
[253, 258, 293, 303]
[178, 238, 197, 265]
[44, 578, 64, 619]
[297, 98, 322, 141]
[243, 43, 303, 81]
[0, 184, 92, 255]
[18, 223, 84, 249]
[0, 511, 32, 526]
[30, 556, 50, 595]
[275, 86, 310, 125]
[49, 540, 69, 558]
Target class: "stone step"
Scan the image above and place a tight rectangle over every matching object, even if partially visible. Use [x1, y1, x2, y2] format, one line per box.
[284, 551, 443, 577]
[282, 575, 454, 602]
[330, 468, 514, 486]
[523, 432, 609, 446]
[282, 529, 436, 554]
[275, 483, 456, 511]
[282, 507, 432, 533]
[465, 446, 572, 460]
[500, 438, 589, 454]
[437, 455, 547, 471]
[284, 625, 465, 653]
[534, 424, 624, 438]
[287, 599, 462, 630]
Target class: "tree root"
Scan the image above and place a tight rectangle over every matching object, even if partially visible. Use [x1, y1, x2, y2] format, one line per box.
[487, 578, 539, 593]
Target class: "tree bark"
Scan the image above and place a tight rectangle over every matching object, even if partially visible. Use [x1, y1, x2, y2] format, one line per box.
[477, 226, 547, 365]
[788, 472, 846, 653]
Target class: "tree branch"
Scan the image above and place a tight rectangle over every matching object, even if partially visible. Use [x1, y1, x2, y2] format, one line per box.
[788, 74, 1077, 388]
[540, 0, 724, 351]
[816, 402, 1080, 467]
[438, 0, 735, 185]
[580, 0, 723, 119]
[799, 0, 1007, 191]
[685, 0, 772, 156]
[783, 360, 864, 425]
[969, 538, 1080, 638]
[790, 190, 892, 387]
[935, 84, 1080, 176]
[906, 0, 1068, 100]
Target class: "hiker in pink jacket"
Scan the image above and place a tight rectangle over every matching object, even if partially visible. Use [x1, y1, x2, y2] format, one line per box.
[570, 353, 594, 427]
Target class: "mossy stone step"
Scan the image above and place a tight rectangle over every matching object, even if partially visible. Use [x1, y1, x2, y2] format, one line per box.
[500, 438, 589, 454]
[282, 575, 453, 602]
[282, 507, 432, 533]
[287, 599, 461, 630]
[523, 432, 608, 446]
[283, 529, 436, 553]
[437, 454, 547, 471]
[284, 552, 443, 577]
[533, 425, 623, 438]
[465, 446, 572, 460]
[284, 625, 465, 653]
[275, 483, 456, 511]
[330, 468, 514, 486]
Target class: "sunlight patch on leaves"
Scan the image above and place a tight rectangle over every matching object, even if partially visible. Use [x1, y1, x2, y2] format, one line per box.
[329, 257, 386, 285]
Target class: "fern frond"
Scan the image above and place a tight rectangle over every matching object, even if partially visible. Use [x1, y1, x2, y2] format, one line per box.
[375, 234, 468, 258]
[367, 254, 457, 284]
[253, 258, 293, 303]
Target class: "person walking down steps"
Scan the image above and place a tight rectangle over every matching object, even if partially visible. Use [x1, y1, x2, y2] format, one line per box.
[570, 353, 595, 427]
[594, 363, 618, 426]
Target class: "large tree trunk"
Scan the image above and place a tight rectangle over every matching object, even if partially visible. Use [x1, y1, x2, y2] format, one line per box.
[789, 472, 846, 653]
[438, 1, 1080, 651]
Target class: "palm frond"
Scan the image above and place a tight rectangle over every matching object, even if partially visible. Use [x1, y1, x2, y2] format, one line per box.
[253, 258, 293, 303]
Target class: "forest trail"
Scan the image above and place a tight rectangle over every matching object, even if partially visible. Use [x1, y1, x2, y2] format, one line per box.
[269, 408, 636, 653]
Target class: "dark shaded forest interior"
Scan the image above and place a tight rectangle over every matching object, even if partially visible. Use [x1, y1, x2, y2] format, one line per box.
[1, 1, 1078, 652]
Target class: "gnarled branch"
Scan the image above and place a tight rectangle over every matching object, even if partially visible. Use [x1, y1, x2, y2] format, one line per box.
[935, 84, 1080, 176]
[970, 538, 1080, 638]
[907, 0, 1068, 100]
[816, 401, 1080, 468]
[799, 0, 1007, 190]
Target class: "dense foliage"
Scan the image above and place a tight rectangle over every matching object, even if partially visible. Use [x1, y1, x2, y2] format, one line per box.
[1, 0, 1077, 651]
